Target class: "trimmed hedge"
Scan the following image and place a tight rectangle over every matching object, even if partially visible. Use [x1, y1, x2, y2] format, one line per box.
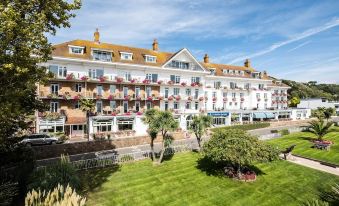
[212, 122, 270, 132]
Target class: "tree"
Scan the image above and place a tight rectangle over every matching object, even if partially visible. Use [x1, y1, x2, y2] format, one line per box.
[289, 96, 300, 107]
[324, 107, 335, 121]
[202, 129, 279, 178]
[143, 110, 179, 164]
[79, 98, 95, 140]
[142, 109, 159, 162]
[0, 0, 81, 145]
[189, 115, 212, 150]
[308, 119, 334, 141]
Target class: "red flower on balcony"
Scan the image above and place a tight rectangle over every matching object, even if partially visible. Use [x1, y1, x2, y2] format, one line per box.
[108, 94, 115, 100]
[124, 95, 131, 100]
[157, 80, 163, 85]
[111, 112, 117, 116]
[181, 82, 187, 86]
[187, 96, 193, 101]
[223, 97, 228, 102]
[199, 96, 204, 101]
[212, 97, 217, 102]
[73, 95, 81, 100]
[125, 112, 131, 116]
[158, 96, 163, 100]
[80, 75, 88, 81]
[136, 111, 143, 115]
[168, 80, 174, 85]
[147, 96, 153, 101]
[232, 98, 236, 101]
[241, 98, 245, 101]
[136, 96, 142, 100]
[115, 77, 124, 83]
[99, 76, 107, 82]
[143, 79, 150, 84]
[96, 95, 102, 100]
[272, 101, 276, 104]
[66, 73, 74, 80]
[191, 82, 197, 87]
[175, 95, 181, 101]
[168, 96, 174, 101]
[130, 79, 137, 83]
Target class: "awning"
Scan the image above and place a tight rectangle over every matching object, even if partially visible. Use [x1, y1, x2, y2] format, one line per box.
[265, 112, 275, 118]
[207, 112, 229, 117]
[253, 113, 266, 119]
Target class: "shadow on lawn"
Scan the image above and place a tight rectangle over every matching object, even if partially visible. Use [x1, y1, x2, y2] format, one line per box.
[300, 136, 316, 141]
[80, 164, 120, 194]
[196, 157, 265, 177]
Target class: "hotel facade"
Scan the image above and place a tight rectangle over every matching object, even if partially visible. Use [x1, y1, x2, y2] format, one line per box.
[36, 30, 311, 139]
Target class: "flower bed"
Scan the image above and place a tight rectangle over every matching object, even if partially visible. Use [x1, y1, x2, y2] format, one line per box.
[224, 167, 257, 182]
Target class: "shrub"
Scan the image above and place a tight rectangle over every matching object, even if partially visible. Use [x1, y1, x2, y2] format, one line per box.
[0, 181, 18, 206]
[279, 129, 290, 135]
[271, 130, 279, 133]
[119, 154, 134, 162]
[212, 122, 270, 132]
[25, 184, 86, 206]
[28, 155, 80, 192]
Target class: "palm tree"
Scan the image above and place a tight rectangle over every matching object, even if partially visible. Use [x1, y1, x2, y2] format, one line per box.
[79, 98, 95, 141]
[142, 109, 159, 162]
[308, 119, 334, 141]
[189, 115, 212, 150]
[324, 107, 335, 121]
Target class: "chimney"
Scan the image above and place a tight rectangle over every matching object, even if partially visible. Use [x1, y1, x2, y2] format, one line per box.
[152, 39, 159, 51]
[203, 54, 209, 63]
[244, 59, 251, 68]
[94, 28, 100, 43]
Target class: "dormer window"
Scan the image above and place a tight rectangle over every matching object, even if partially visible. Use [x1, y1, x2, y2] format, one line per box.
[210, 68, 216, 75]
[222, 69, 228, 74]
[120, 52, 133, 60]
[92, 49, 112, 62]
[145, 55, 157, 63]
[69, 45, 84, 55]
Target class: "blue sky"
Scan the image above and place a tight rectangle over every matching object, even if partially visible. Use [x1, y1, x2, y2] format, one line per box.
[49, 0, 339, 83]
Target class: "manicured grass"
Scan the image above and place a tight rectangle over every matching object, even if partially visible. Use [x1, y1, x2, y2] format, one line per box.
[83, 152, 339, 206]
[269, 131, 339, 165]
[212, 122, 270, 132]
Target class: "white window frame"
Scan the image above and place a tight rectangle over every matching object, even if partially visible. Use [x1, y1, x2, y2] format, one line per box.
[50, 83, 59, 95]
[120, 52, 133, 60]
[145, 55, 157, 63]
[68, 45, 84, 55]
[50, 101, 59, 113]
[75, 83, 82, 93]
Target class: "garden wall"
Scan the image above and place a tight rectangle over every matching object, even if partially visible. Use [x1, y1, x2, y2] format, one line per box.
[32, 132, 185, 160]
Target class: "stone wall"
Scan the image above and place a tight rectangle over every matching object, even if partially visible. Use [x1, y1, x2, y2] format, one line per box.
[32, 132, 185, 160]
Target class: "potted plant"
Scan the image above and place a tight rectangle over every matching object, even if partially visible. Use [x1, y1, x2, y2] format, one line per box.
[168, 96, 174, 101]
[99, 76, 107, 82]
[147, 96, 153, 101]
[108, 94, 115, 100]
[66, 73, 74, 80]
[175, 95, 181, 101]
[241, 97, 245, 101]
[187, 96, 192, 101]
[191, 82, 197, 87]
[181, 82, 187, 87]
[223, 98, 228, 102]
[157, 80, 163, 85]
[80, 75, 88, 81]
[168, 80, 174, 85]
[115, 76, 124, 83]
[142, 79, 150, 84]
[199, 96, 204, 101]
[212, 97, 217, 102]
[124, 95, 131, 101]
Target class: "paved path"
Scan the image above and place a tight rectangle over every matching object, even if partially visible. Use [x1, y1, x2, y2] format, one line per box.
[285, 155, 339, 176]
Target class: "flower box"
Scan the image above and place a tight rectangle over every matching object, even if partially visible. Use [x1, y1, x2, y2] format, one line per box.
[191, 82, 197, 87]
[99, 76, 107, 82]
[142, 79, 151, 84]
[125, 112, 131, 116]
[187, 96, 193, 101]
[124, 95, 131, 101]
[108, 94, 115, 100]
[168, 96, 174, 101]
[175, 96, 181, 101]
[66, 73, 74, 80]
[130, 79, 137, 83]
[223, 98, 228, 102]
[212, 97, 217, 102]
[80, 75, 88, 81]
[111, 112, 117, 116]
[157, 80, 163, 85]
[181, 82, 187, 86]
[115, 77, 124, 83]
[199, 97, 204, 101]
[136, 111, 143, 115]
[147, 96, 153, 101]
[168, 80, 174, 85]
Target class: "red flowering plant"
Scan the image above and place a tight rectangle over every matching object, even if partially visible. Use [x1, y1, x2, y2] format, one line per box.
[191, 82, 197, 87]
[130, 78, 137, 83]
[167, 80, 174, 85]
[158, 96, 163, 100]
[241, 98, 245, 102]
[73, 94, 82, 100]
[147, 96, 153, 101]
[66, 73, 74, 80]
[99, 76, 107, 82]
[124, 95, 131, 101]
[125, 112, 131, 116]
[108, 94, 115, 100]
[157, 80, 163, 85]
[199, 96, 204, 101]
[272, 101, 276, 104]
[80, 75, 88, 81]
[187, 96, 193, 101]
[136, 111, 143, 115]
[168, 96, 174, 101]
[212, 97, 217, 102]
[175, 95, 181, 101]
[181, 82, 187, 87]
[96, 95, 102, 100]
[115, 76, 124, 83]
[136, 95, 142, 100]
[111, 112, 117, 116]
[232, 98, 236, 101]
[223, 98, 228, 102]
[142, 79, 150, 84]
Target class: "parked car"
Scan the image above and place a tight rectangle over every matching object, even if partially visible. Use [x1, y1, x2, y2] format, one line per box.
[20, 134, 59, 146]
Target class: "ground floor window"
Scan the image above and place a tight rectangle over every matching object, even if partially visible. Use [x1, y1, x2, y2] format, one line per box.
[164, 101, 168, 110]
[93, 120, 113, 133]
[195, 102, 199, 110]
[174, 102, 179, 109]
[213, 117, 226, 125]
[185, 102, 191, 109]
[72, 125, 83, 130]
[117, 118, 134, 131]
[146, 102, 152, 110]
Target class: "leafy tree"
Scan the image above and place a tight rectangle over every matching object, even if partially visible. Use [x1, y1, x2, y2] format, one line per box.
[308, 119, 334, 141]
[202, 129, 279, 178]
[79, 98, 95, 141]
[289, 96, 300, 107]
[142, 109, 159, 162]
[324, 107, 335, 121]
[0, 0, 81, 144]
[189, 115, 212, 149]
[143, 110, 179, 164]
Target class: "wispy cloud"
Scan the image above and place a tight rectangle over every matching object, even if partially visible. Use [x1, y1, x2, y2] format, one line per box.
[287, 41, 311, 52]
[228, 18, 339, 64]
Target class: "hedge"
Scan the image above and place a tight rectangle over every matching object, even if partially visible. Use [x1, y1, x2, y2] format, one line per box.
[212, 122, 270, 132]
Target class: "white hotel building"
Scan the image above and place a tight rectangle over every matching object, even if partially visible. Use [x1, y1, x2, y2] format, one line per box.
[36, 30, 310, 139]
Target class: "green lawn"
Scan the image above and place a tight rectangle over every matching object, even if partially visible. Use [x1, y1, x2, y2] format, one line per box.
[83, 152, 339, 206]
[269, 131, 339, 165]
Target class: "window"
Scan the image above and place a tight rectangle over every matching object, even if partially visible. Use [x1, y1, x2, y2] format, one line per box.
[120, 52, 133, 60]
[146, 86, 152, 97]
[240, 93, 244, 98]
[194, 89, 199, 99]
[50, 84, 59, 95]
[146, 102, 152, 110]
[174, 102, 179, 109]
[164, 101, 169, 110]
[88, 69, 104, 79]
[69, 46, 84, 54]
[229, 102, 232, 106]
[146, 74, 158, 83]
[258, 84, 264, 90]
[230, 82, 237, 89]
[96, 101, 103, 113]
[49, 65, 67, 78]
[50, 101, 59, 113]
[214, 81, 221, 89]
[232, 93, 236, 98]
[72, 125, 83, 130]
[123, 86, 128, 97]
[165, 88, 169, 98]
[256, 93, 260, 99]
[123, 101, 128, 113]
[212, 92, 216, 98]
[97, 85, 103, 96]
[135, 101, 140, 112]
[93, 50, 112, 62]
[124, 72, 131, 81]
[145, 55, 156, 63]
[195, 102, 199, 110]
[185, 102, 191, 109]
[212, 103, 215, 110]
[74, 101, 80, 109]
[110, 101, 116, 110]
[210, 69, 216, 75]
[75, 83, 82, 93]
[169, 60, 189, 69]
[170, 75, 180, 84]
[191, 77, 200, 83]
[173, 88, 180, 95]
[135, 86, 140, 97]
[222, 69, 228, 74]
[110, 85, 116, 94]
[245, 83, 251, 90]
[223, 92, 227, 97]
[264, 93, 267, 99]
[185, 88, 191, 96]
